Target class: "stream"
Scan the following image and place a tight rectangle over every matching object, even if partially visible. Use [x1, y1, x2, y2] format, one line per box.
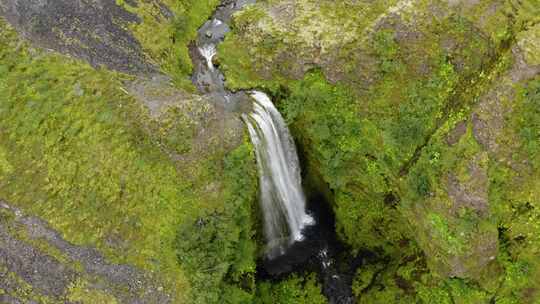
[190, 1, 355, 303]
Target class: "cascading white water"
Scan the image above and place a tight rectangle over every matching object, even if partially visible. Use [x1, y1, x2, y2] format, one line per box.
[243, 91, 314, 258]
[199, 44, 217, 70]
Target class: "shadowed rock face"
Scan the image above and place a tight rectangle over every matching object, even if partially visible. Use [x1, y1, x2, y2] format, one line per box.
[0, 0, 156, 74]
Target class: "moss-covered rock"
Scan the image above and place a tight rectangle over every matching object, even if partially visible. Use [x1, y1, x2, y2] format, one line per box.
[403, 120, 499, 281]
[1, 201, 171, 303]
[219, 0, 513, 256]
[218, 0, 540, 302]
[1, 0, 540, 302]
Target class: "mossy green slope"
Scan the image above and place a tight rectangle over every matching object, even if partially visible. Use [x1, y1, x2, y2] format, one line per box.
[255, 273, 327, 304]
[220, 0, 511, 256]
[0, 18, 259, 303]
[219, 0, 540, 302]
[117, 0, 221, 89]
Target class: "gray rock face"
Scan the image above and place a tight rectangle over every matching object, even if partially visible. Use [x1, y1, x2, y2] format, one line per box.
[447, 155, 489, 218]
[446, 120, 468, 146]
[0, 294, 26, 304]
[0, 201, 171, 303]
[0, 0, 156, 74]
[0, 225, 77, 298]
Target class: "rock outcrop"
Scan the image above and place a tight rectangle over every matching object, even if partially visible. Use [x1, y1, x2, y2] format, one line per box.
[0, 201, 171, 303]
[218, 0, 540, 302]
[0, 0, 156, 74]
[1, 0, 540, 302]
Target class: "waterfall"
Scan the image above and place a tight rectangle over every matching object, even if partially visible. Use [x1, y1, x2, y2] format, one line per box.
[199, 44, 217, 70]
[243, 91, 314, 258]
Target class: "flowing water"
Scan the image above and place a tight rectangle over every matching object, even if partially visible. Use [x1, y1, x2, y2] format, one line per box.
[191, 0, 314, 258]
[243, 91, 314, 258]
[190, 1, 354, 302]
[191, 0, 255, 108]
[199, 44, 217, 70]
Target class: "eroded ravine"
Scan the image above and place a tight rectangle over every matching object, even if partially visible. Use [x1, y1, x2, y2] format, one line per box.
[190, 0, 255, 110]
[191, 0, 316, 259]
[189, 1, 355, 303]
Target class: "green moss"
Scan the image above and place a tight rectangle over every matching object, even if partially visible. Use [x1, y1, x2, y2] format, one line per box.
[216, 2, 533, 302]
[67, 279, 119, 304]
[427, 213, 466, 255]
[518, 23, 540, 72]
[0, 18, 259, 303]
[356, 263, 417, 304]
[2, 0, 539, 302]
[218, 5, 286, 91]
[277, 71, 409, 252]
[255, 273, 327, 304]
[0, 146, 12, 174]
[510, 0, 540, 32]
[148, 101, 211, 154]
[446, 279, 491, 304]
[116, 0, 220, 90]
[352, 262, 385, 297]
[457, 0, 513, 46]
[515, 77, 540, 168]
[219, 0, 405, 91]
[416, 285, 453, 304]
[487, 75, 540, 303]
[0, 19, 189, 300]
[176, 139, 259, 303]
[354, 247, 498, 304]
[219, 0, 505, 260]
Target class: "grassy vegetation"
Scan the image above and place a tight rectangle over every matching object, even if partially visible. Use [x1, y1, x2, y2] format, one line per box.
[489, 76, 540, 303]
[255, 273, 327, 304]
[2, 0, 540, 302]
[116, 0, 220, 90]
[0, 18, 259, 303]
[217, 0, 540, 302]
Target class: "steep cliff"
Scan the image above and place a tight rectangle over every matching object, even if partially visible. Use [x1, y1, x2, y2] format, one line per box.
[218, 0, 540, 302]
[0, 1, 261, 303]
[1, 0, 540, 303]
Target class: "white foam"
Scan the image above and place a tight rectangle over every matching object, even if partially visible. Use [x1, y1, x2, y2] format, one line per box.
[199, 44, 217, 70]
[244, 91, 315, 257]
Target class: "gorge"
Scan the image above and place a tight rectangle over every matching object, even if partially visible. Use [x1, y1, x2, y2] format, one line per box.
[0, 0, 539, 303]
[191, 1, 354, 302]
